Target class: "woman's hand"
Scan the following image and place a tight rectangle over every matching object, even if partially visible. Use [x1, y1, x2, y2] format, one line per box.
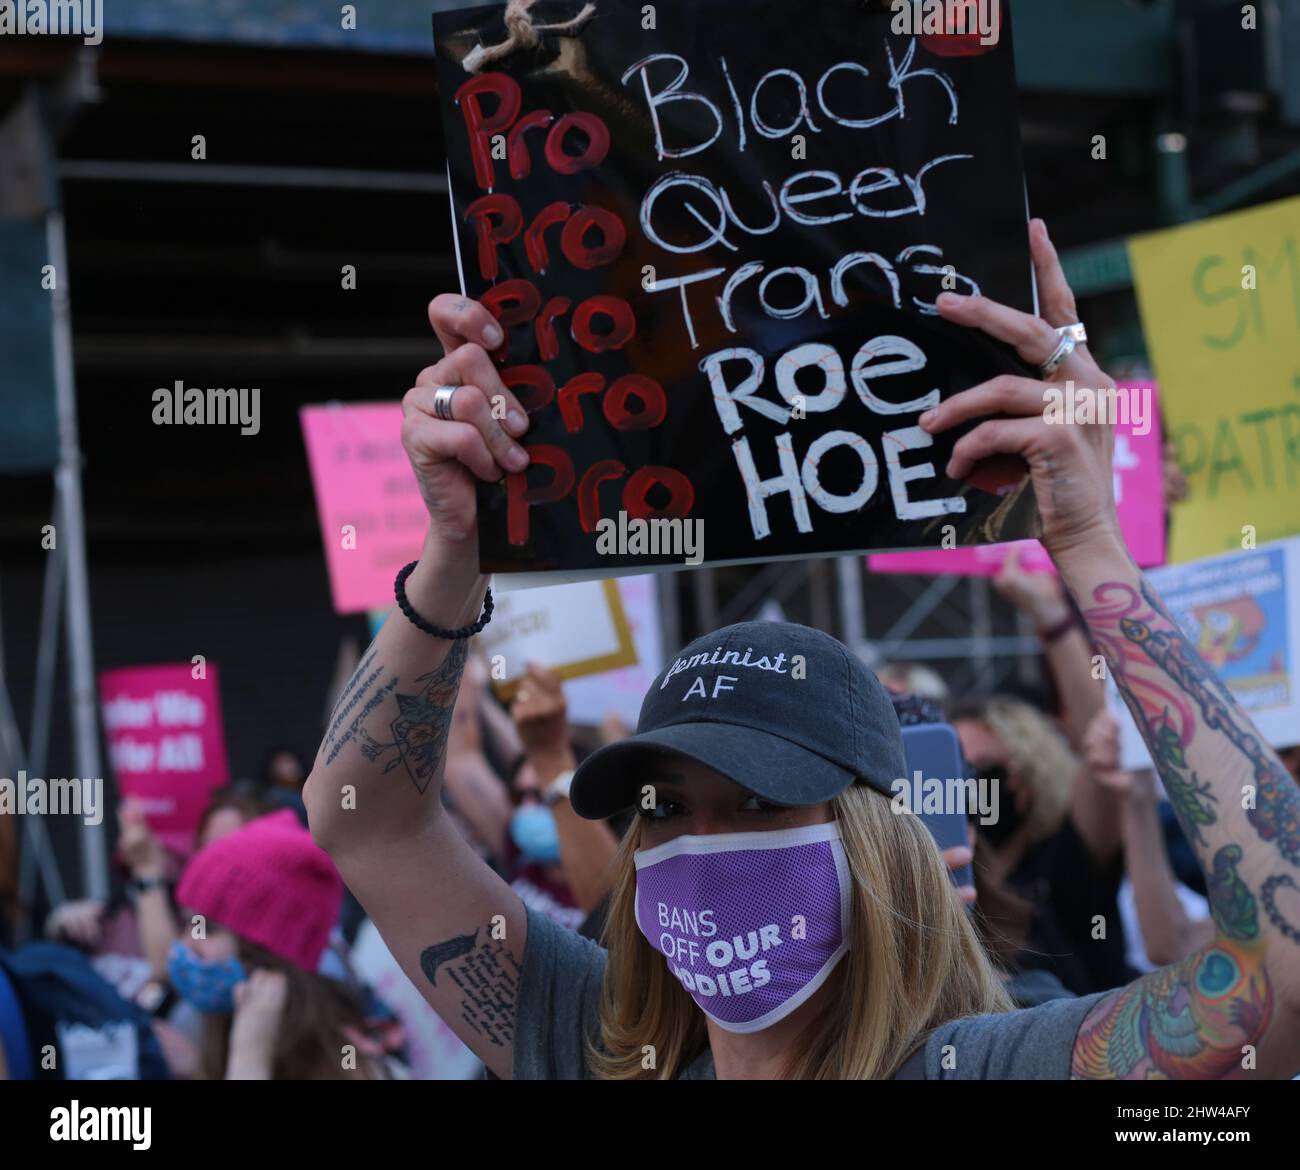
[511, 664, 573, 776]
[228, 969, 288, 1077]
[118, 803, 168, 880]
[942, 844, 977, 907]
[403, 296, 531, 549]
[993, 544, 1070, 631]
[1081, 709, 1129, 795]
[925, 219, 1123, 566]
[45, 899, 106, 949]
[1082, 709, 1158, 803]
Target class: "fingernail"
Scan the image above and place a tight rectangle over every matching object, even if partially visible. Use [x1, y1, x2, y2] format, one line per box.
[937, 292, 961, 307]
[506, 445, 529, 471]
[919, 410, 936, 429]
[483, 323, 504, 348]
[506, 409, 528, 434]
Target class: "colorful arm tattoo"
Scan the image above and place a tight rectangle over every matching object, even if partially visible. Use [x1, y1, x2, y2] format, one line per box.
[1068, 575, 1300, 1079]
[1071, 847, 1272, 1079]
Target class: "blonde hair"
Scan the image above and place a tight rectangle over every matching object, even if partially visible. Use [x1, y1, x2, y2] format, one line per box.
[952, 696, 1076, 846]
[589, 783, 1012, 1079]
[877, 662, 950, 703]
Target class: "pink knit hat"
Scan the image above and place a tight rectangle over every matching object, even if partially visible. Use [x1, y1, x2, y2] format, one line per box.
[176, 809, 343, 972]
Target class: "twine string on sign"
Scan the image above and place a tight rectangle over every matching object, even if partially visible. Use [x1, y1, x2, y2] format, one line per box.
[463, 0, 598, 73]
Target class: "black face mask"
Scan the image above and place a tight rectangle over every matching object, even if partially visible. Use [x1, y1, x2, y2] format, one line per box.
[968, 759, 1021, 849]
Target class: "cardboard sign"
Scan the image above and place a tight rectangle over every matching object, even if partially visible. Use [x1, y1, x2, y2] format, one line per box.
[1115, 537, 1300, 770]
[300, 404, 426, 614]
[480, 578, 638, 699]
[868, 383, 1168, 575]
[99, 664, 231, 852]
[1129, 196, 1300, 562]
[433, 1, 1040, 579]
[563, 574, 663, 726]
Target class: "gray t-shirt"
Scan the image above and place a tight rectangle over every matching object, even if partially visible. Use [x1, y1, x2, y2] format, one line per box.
[513, 906, 1106, 1080]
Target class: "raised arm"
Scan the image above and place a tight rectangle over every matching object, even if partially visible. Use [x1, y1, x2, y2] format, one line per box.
[994, 546, 1105, 753]
[1083, 711, 1214, 966]
[510, 664, 620, 912]
[1061, 541, 1298, 1077]
[929, 219, 1300, 1080]
[995, 549, 1118, 864]
[303, 295, 534, 1079]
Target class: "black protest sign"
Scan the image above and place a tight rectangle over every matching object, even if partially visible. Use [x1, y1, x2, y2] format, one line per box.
[432, 0, 1039, 577]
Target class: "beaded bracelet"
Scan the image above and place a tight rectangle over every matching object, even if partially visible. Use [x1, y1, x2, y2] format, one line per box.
[394, 561, 493, 640]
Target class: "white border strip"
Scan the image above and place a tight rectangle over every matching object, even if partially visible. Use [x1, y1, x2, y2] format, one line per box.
[634, 821, 843, 869]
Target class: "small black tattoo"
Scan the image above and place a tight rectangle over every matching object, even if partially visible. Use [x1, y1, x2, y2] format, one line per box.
[421, 930, 522, 1049]
[420, 930, 479, 987]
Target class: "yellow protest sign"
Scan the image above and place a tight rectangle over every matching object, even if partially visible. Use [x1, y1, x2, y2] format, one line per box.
[1129, 196, 1300, 562]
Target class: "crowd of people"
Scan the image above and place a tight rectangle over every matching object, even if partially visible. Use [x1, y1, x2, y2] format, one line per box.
[8, 542, 1292, 1081]
[2, 221, 1298, 1082]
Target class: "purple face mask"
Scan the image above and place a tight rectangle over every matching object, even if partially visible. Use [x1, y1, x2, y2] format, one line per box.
[634, 822, 851, 1034]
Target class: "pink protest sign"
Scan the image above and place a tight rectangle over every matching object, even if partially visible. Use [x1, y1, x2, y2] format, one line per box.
[300, 404, 426, 614]
[869, 384, 1167, 576]
[99, 663, 231, 852]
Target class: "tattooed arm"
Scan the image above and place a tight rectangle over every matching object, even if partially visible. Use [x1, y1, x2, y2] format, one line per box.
[304, 294, 537, 1079]
[1119, 768, 1214, 967]
[1058, 537, 1300, 1079]
[928, 219, 1300, 1080]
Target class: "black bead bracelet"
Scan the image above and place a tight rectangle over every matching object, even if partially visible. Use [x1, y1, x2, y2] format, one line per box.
[394, 561, 493, 640]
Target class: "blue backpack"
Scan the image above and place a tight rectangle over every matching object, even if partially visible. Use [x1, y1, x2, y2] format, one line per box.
[0, 942, 170, 1080]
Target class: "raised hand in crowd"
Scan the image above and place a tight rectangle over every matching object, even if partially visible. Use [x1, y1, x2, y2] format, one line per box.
[44, 899, 106, 950]
[1083, 710, 1215, 968]
[510, 664, 618, 913]
[118, 802, 169, 881]
[511, 664, 574, 780]
[442, 652, 513, 863]
[994, 544, 1105, 753]
[305, 294, 534, 1080]
[118, 803, 182, 981]
[226, 968, 289, 1080]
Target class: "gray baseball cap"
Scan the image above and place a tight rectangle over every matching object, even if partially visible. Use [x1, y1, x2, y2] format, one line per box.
[569, 621, 906, 820]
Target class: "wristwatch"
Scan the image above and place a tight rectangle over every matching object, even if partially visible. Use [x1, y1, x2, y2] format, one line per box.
[543, 770, 575, 808]
[127, 875, 171, 898]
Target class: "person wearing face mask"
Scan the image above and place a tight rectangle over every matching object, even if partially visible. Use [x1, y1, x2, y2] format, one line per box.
[304, 222, 1300, 1081]
[949, 695, 1135, 999]
[169, 810, 397, 1079]
[505, 758, 583, 930]
[505, 664, 621, 930]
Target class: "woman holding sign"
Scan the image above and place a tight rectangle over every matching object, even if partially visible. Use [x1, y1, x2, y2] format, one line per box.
[304, 221, 1300, 1079]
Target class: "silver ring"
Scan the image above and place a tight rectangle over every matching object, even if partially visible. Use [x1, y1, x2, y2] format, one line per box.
[1040, 333, 1077, 379]
[1058, 322, 1088, 345]
[432, 385, 459, 422]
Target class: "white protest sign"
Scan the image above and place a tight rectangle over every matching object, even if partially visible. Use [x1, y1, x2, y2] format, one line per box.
[563, 575, 663, 728]
[481, 578, 638, 701]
